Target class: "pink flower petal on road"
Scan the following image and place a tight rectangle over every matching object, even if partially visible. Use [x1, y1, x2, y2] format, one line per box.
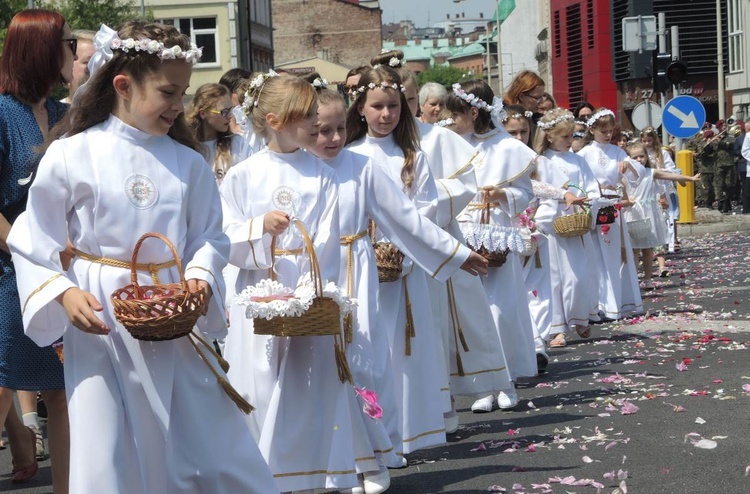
[527, 400, 536, 409]
[620, 401, 640, 415]
[676, 361, 688, 371]
[745, 466, 750, 477]
[487, 485, 507, 493]
[582, 456, 594, 463]
[603, 470, 616, 482]
[605, 441, 618, 451]
[471, 442, 487, 452]
[507, 428, 520, 435]
[617, 469, 629, 480]
[742, 384, 750, 394]
[512, 483, 524, 490]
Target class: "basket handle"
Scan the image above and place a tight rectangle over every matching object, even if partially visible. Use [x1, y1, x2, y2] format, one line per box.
[291, 219, 324, 297]
[566, 184, 591, 212]
[130, 232, 185, 290]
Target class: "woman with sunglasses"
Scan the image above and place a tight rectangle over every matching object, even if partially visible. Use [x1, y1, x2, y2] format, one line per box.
[503, 70, 547, 143]
[186, 83, 248, 183]
[0, 9, 74, 491]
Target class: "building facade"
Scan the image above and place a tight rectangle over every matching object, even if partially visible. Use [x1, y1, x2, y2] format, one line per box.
[725, 0, 748, 121]
[272, 0, 382, 68]
[150, 0, 274, 92]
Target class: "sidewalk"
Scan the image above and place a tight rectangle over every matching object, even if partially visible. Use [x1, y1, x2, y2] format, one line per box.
[677, 206, 750, 237]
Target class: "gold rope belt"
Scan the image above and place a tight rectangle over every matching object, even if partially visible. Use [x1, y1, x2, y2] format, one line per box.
[467, 201, 501, 210]
[76, 250, 176, 284]
[339, 230, 368, 343]
[274, 248, 304, 256]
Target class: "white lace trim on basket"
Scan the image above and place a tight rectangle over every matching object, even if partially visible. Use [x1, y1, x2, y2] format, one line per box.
[459, 222, 533, 256]
[234, 277, 357, 320]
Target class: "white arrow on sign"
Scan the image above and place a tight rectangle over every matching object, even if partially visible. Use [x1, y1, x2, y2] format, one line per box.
[667, 105, 700, 129]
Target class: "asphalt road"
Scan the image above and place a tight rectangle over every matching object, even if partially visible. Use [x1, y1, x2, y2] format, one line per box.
[3, 231, 750, 493]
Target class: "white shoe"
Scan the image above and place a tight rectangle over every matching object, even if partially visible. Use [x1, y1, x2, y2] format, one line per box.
[444, 410, 459, 434]
[339, 486, 365, 494]
[363, 467, 391, 494]
[471, 394, 495, 413]
[497, 389, 519, 410]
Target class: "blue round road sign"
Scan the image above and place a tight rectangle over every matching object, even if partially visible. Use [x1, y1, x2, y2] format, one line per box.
[662, 96, 706, 139]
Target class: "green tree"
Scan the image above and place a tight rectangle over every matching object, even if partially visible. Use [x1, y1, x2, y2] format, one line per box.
[43, 0, 147, 31]
[417, 65, 472, 88]
[1, 0, 147, 55]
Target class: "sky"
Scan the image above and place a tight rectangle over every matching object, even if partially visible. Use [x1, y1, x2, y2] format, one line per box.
[378, 0, 493, 27]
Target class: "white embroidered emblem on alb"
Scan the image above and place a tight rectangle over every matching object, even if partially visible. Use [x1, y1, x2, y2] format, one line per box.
[124, 174, 158, 209]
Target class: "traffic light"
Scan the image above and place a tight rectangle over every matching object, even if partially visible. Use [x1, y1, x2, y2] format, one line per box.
[654, 52, 688, 93]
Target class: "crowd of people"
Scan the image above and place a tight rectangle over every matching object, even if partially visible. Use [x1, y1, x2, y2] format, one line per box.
[0, 10, 727, 494]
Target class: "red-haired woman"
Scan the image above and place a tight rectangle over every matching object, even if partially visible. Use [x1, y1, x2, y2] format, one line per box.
[503, 70, 546, 143]
[0, 9, 74, 491]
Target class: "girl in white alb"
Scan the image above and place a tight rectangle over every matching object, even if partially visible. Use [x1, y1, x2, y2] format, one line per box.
[346, 66, 458, 455]
[7, 22, 278, 494]
[310, 87, 487, 494]
[221, 74, 369, 494]
[534, 108, 603, 347]
[576, 109, 643, 320]
[447, 79, 537, 412]
[388, 60, 513, 430]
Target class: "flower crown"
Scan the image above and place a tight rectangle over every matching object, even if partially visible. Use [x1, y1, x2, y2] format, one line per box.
[537, 113, 575, 131]
[503, 110, 534, 123]
[436, 118, 455, 127]
[86, 24, 202, 92]
[373, 57, 403, 69]
[356, 81, 406, 94]
[586, 109, 615, 128]
[242, 70, 279, 113]
[452, 83, 507, 126]
[452, 83, 492, 111]
[311, 77, 328, 88]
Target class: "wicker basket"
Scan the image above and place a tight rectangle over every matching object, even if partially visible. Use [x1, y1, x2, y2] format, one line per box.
[373, 242, 405, 283]
[370, 221, 404, 283]
[253, 220, 341, 337]
[553, 206, 592, 238]
[111, 233, 206, 342]
[473, 203, 510, 267]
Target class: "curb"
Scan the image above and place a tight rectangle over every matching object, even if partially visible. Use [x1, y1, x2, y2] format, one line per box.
[677, 218, 750, 237]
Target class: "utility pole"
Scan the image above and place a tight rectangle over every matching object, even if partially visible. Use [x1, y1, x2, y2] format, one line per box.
[671, 25, 682, 151]
[657, 12, 668, 145]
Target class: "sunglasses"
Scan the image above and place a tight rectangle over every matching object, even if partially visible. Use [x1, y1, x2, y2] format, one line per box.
[345, 85, 359, 93]
[62, 38, 77, 55]
[208, 107, 234, 118]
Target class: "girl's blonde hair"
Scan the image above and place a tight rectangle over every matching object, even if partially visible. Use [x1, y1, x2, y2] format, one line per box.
[185, 83, 234, 179]
[625, 141, 652, 168]
[46, 21, 199, 153]
[639, 126, 664, 169]
[345, 66, 419, 191]
[246, 74, 317, 139]
[582, 107, 616, 147]
[533, 107, 576, 155]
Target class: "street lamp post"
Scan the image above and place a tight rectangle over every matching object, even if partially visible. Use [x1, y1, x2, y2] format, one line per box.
[454, 0, 503, 95]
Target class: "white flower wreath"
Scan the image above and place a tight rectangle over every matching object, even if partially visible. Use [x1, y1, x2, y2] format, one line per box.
[537, 113, 576, 131]
[356, 81, 406, 94]
[586, 109, 615, 128]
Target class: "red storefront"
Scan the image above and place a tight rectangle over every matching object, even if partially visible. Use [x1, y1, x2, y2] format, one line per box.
[550, 0, 618, 112]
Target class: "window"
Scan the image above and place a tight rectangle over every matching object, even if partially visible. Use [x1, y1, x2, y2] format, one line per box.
[156, 17, 219, 67]
[728, 0, 744, 73]
[554, 10, 561, 58]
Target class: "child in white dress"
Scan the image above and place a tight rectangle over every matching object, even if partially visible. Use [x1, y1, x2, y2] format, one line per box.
[346, 66, 459, 455]
[623, 142, 700, 290]
[220, 73, 365, 494]
[185, 83, 248, 182]
[534, 108, 602, 347]
[577, 109, 643, 320]
[309, 87, 487, 494]
[447, 79, 537, 411]
[7, 21, 278, 494]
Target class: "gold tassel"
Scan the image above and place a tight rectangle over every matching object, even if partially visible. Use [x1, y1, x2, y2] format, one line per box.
[188, 333, 254, 415]
[404, 280, 415, 356]
[344, 313, 354, 344]
[455, 349, 465, 377]
[447, 280, 469, 376]
[534, 249, 542, 269]
[334, 337, 353, 384]
[192, 333, 230, 373]
[219, 376, 255, 414]
[522, 255, 531, 267]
